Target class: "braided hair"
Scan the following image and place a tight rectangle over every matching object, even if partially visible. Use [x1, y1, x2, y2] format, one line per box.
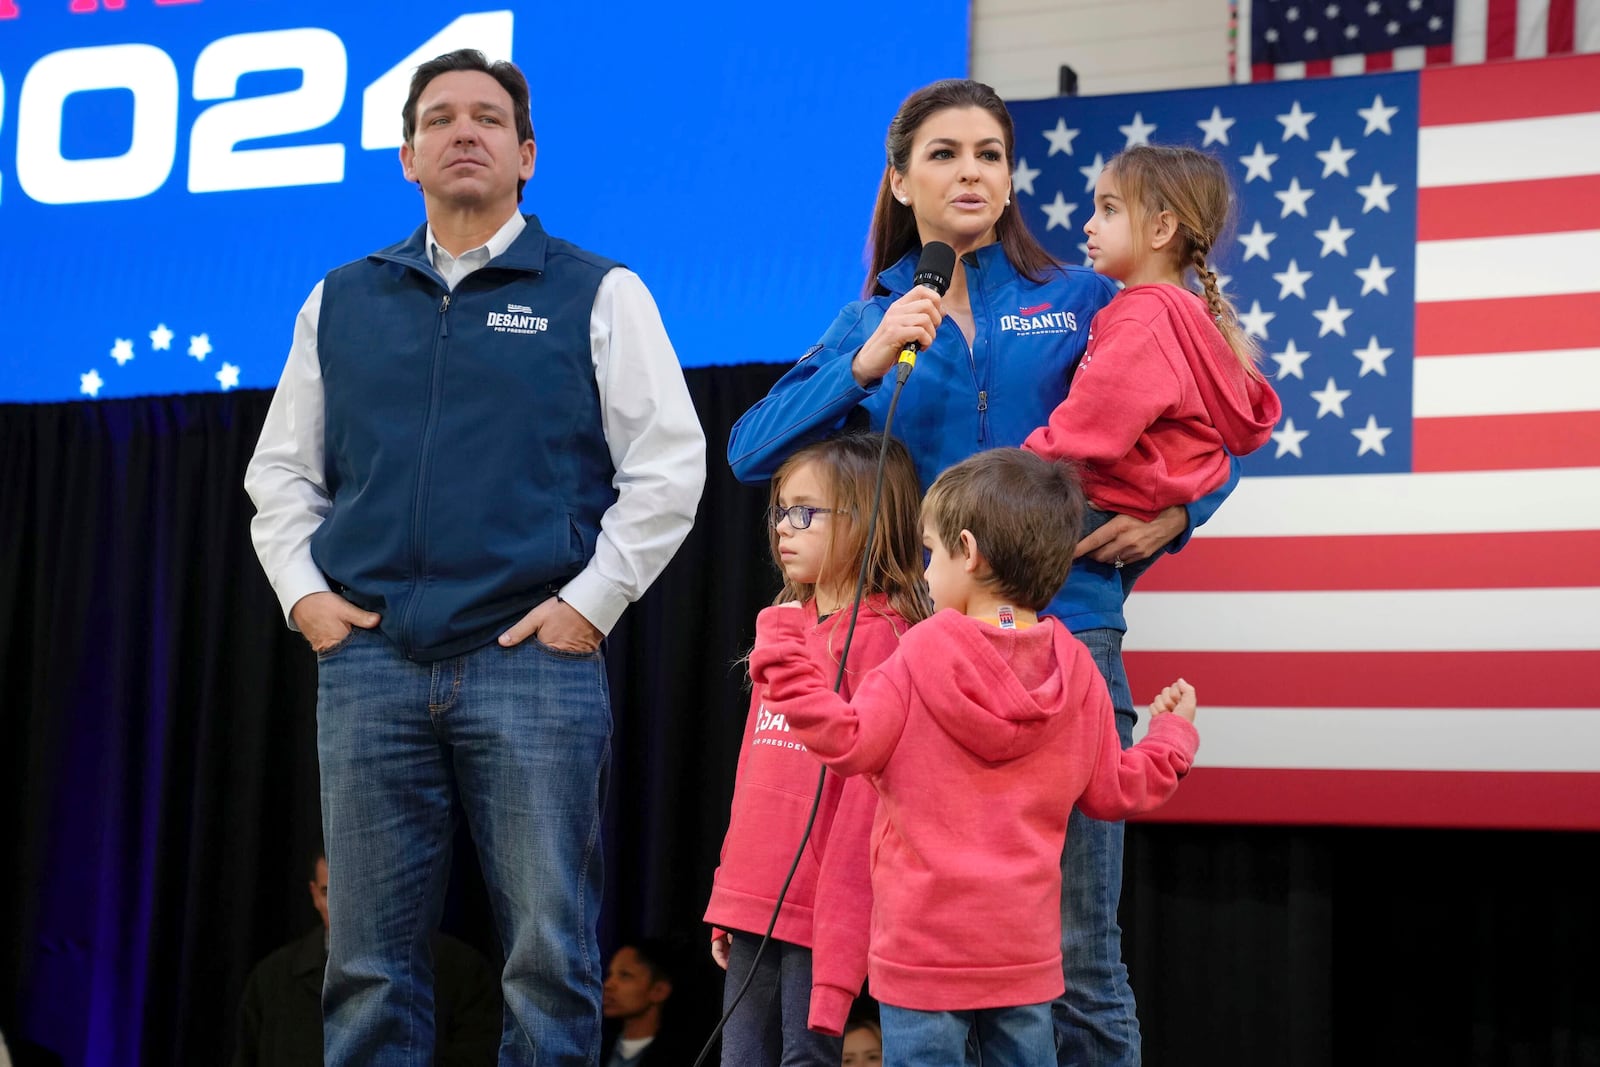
[1105, 145, 1264, 378]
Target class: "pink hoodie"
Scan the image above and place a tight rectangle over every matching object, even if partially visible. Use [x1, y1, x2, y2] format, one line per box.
[705, 596, 908, 1034]
[1024, 284, 1281, 520]
[750, 607, 1198, 1012]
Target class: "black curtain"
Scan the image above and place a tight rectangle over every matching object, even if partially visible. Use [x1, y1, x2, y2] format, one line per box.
[2, 371, 1597, 1066]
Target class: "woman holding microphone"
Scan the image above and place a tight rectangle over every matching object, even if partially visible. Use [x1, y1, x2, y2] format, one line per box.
[727, 78, 1238, 1065]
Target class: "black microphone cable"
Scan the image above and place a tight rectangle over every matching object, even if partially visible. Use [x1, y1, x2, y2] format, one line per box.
[691, 242, 955, 1066]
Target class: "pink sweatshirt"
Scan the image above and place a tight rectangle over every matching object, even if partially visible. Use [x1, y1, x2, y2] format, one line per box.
[1024, 284, 1281, 520]
[704, 596, 908, 1034]
[750, 607, 1198, 1012]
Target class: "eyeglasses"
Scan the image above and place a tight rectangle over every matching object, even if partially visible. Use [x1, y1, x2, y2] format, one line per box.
[766, 504, 846, 530]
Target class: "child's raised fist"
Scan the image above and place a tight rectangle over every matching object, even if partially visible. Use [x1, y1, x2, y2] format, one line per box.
[1150, 678, 1197, 723]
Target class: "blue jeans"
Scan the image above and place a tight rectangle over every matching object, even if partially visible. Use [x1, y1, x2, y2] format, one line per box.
[316, 625, 612, 1066]
[881, 1001, 1054, 1067]
[720, 933, 842, 1067]
[1055, 627, 1140, 1066]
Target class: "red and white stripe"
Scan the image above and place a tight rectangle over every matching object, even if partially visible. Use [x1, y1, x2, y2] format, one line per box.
[1413, 55, 1600, 471]
[1127, 53, 1600, 829]
[1238, 0, 1600, 81]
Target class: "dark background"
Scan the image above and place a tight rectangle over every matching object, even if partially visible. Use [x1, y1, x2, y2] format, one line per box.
[2, 372, 1597, 1066]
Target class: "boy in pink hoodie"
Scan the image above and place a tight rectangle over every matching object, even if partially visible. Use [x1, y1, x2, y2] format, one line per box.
[749, 447, 1198, 1065]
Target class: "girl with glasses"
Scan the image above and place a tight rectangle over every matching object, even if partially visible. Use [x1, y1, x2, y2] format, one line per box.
[705, 432, 929, 1065]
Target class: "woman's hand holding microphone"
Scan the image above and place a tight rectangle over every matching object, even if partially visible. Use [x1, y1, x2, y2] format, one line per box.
[850, 288, 945, 387]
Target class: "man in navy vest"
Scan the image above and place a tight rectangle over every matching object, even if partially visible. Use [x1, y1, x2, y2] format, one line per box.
[245, 48, 706, 1066]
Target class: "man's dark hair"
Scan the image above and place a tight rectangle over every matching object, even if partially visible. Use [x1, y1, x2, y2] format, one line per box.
[625, 936, 678, 988]
[401, 48, 535, 198]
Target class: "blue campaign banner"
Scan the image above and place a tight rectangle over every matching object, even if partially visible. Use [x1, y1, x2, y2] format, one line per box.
[0, 1, 969, 402]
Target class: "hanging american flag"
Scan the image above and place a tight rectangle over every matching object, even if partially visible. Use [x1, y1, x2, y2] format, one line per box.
[1236, 0, 1600, 81]
[1006, 51, 1600, 829]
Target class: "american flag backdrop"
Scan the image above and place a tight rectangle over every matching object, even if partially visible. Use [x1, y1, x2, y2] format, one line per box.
[1006, 51, 1600, 829]
[1237, 0, 1600, 81]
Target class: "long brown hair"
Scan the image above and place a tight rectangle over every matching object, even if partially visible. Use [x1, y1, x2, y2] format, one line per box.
[863, 79, 1059, 298]
[1104, 144, 1265, 378]
[768, 433, 932, 645]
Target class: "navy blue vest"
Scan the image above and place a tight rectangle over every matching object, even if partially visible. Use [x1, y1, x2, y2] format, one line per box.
[311, 216, 619, 660]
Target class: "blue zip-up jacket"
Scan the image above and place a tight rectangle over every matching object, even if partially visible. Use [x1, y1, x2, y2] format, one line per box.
[311, 217, 619, 661]
[727, 243, 1239, 633]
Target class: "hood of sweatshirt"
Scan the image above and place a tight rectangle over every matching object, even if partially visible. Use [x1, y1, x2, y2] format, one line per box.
[904, 612, 1094, 763]
[1120, 284, 1282, 455]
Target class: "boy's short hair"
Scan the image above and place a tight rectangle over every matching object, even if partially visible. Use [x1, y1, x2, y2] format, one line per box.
[922, 448, 1086, 610]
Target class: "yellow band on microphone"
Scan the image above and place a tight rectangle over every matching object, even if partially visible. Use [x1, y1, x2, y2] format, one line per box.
[896, 345, 918, 369]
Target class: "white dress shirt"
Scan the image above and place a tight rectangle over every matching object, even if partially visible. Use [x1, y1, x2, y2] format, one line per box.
[245, 212, 706, 636]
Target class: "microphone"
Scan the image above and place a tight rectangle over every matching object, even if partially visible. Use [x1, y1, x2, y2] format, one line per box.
[895, 241, 956, 383]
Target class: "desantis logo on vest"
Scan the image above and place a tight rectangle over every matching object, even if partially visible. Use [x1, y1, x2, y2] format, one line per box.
[486, 303, 550, 335]
[999, 302, 1078, 336]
